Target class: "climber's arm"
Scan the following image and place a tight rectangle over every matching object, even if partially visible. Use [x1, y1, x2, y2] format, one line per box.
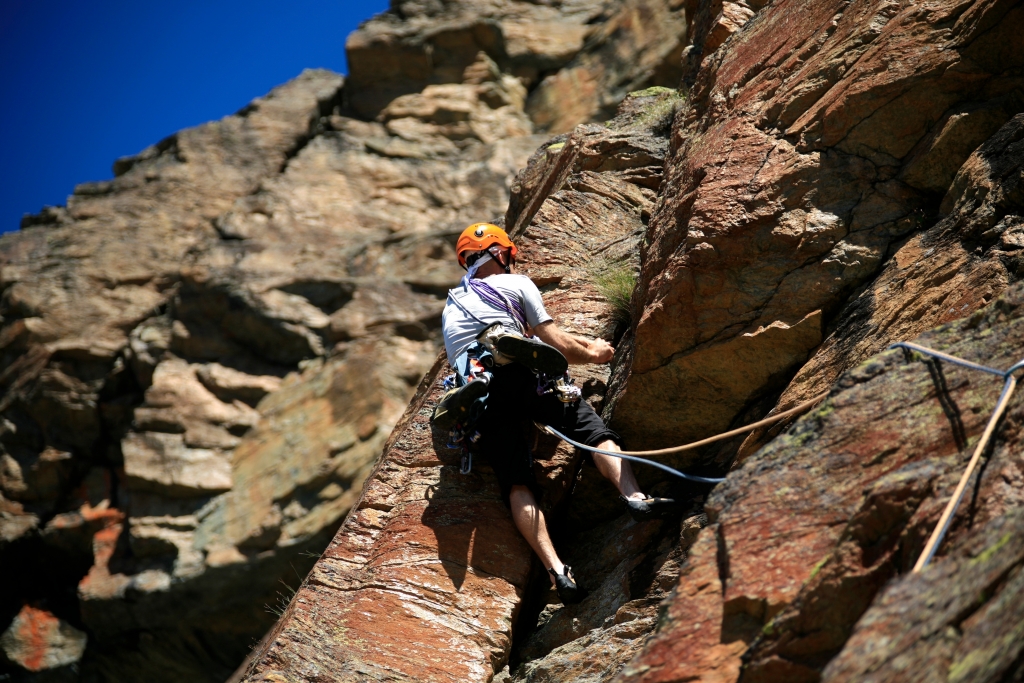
[533, 321, 614, 364]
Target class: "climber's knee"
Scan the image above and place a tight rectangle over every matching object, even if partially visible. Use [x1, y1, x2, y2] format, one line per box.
[509, 485, 535, 509]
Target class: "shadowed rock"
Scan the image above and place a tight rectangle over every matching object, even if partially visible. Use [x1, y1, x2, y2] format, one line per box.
[618, 282, 1024, 682]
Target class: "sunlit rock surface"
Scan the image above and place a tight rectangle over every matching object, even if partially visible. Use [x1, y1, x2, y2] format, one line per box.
[608, 0, 1024, 460]
[5, 0, 1024, 680]
[739, 113, 1024, 459]
[345, 0, 691, 131]
[0, 1, 697, 680]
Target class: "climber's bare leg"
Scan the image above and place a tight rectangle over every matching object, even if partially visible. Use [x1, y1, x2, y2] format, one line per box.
[591, 440, 643, 499]
[509, 485, 564, 585]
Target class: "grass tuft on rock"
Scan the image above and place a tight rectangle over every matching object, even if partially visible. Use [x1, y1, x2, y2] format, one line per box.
[591, 260, 637, 326]
[264, 579, 298, 617]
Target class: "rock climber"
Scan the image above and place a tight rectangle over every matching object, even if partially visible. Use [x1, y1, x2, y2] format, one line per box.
[432, 222, 674, 604]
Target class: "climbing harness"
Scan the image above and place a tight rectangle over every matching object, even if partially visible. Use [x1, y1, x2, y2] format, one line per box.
[477, 323, 519, 365]
[439, 354, 490, 475]
[539, 390, 832, 484]
[536, 373, 582, 404]
[441, 278, 573, 472]
[441, 360, 582, 474]
[890, 342, 1024, 572]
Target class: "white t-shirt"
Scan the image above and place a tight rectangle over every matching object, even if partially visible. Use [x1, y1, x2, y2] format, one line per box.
[442, 274, 553, 363]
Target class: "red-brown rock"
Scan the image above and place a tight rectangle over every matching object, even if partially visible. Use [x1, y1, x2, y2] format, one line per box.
[740, 112, 1024, 459]
[609, 0, 1024, 461]
[240, 90, 680, 683]
[618, 282, 1024, 683]
[0, 605, 87, 673]
[821, 510, 1024, 683]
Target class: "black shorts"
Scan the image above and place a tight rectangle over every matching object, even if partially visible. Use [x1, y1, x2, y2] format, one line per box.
[473, 363, 619, 505]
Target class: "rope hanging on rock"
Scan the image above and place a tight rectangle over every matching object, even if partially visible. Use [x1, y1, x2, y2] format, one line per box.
[531, 341, 1023, 568]
[891, 342, 1024, 572]
[538, 425, 727, 484]
[538, 390, 831, 485]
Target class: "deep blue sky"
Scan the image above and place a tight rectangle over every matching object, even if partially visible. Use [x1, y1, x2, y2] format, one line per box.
[0, 1, 388, 233]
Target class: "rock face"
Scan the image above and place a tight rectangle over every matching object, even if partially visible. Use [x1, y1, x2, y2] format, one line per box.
[608, 0, 1024, 460]
[739, 112, 1024, 458]
[240, 87, 682, 683]
[7, 0, 1024, 680]
[0, 2, 696, 681]
[620, 282, 1024, 683]
[1, 605, 87, 674]
[241, 29, 1024, 677]
[347, 0, 692, 132]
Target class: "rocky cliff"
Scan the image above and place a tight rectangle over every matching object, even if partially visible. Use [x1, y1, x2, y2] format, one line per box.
[5, 0, 1024, 681]
[240, 86, 683, 683]
[242, 0, 1024, 680]
[0, 2, 692, 681]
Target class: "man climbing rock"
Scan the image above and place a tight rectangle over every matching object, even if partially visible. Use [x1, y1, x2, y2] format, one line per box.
[433, 223, 674, 604]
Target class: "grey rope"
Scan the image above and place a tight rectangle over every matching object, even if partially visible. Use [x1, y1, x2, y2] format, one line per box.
[534, 390, 830, 485]
[890, 341, 1006, 377]
[536, 424, 727, 484]
[890, 342, 1024, 571]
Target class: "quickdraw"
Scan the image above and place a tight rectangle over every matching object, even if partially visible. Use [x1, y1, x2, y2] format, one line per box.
[536, 372, 582, 403]
[453, 432, 481, 474]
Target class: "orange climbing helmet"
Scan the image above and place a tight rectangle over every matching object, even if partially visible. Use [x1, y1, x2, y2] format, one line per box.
[456, 223, 518, 269]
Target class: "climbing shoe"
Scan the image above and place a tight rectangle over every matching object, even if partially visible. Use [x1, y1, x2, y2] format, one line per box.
[549, 566, 585, 605]
[495, 334, 569, 376]
[621, 495, 678, 522]
[431, 376, 490, 431]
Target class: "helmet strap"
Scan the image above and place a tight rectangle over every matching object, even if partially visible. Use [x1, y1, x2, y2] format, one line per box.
[488, 246, 512, 274]
[464, 250, 488, 271]
[463, 253, 493, 280]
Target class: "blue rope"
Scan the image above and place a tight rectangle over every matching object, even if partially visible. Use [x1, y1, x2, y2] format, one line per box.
[541, 342, 1024, 489]
[539, 424, 726, 484]
[889, 342, 1006, 377]
[890, 340, 1024, 571]
[1005, 360, 1024, 378]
